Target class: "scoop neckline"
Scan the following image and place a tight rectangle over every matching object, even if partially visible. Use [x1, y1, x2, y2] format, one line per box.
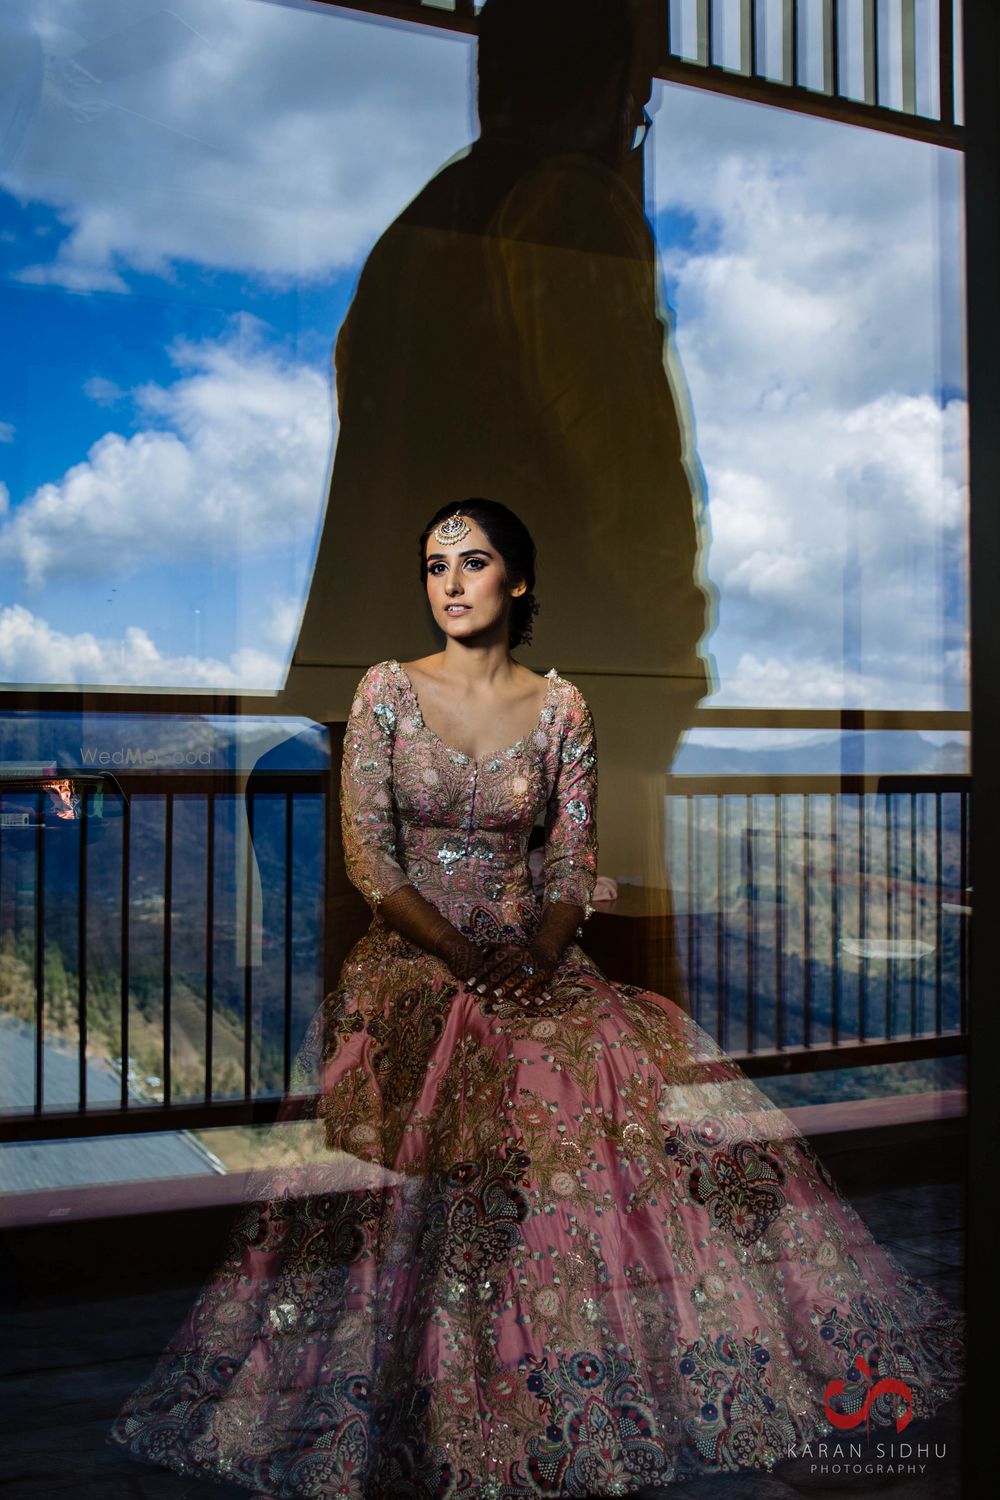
[389, 659, 559, 764]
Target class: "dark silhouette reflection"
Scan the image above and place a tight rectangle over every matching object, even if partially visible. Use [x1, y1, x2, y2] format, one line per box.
[285, 0, 716, 910]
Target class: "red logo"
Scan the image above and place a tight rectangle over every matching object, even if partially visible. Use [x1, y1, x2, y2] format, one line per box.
[824, 1355, 913, 1435]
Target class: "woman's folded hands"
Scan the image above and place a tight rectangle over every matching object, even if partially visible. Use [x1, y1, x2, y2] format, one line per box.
[460, 899, 586, 1006]
[466, 941, 557, 1006]
[378, 883, 582, 1009]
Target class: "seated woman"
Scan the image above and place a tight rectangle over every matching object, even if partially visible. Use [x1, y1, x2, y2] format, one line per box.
[111, 498, 963, 1498]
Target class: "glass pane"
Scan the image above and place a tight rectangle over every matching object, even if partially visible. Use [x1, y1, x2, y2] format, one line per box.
[647, 83, 966, 719]
[0, 0, 472, 690]
[1, 0, 967, 1492]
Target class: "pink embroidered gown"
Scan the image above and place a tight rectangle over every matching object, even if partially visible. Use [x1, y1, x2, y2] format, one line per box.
[110, 658, 964, 1497]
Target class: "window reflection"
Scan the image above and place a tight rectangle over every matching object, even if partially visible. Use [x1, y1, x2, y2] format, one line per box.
[0, 1, 968, 1494]
[0, 0, 473, 689]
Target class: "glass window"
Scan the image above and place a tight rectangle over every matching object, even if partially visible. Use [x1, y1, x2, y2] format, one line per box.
[1, 2, 969, 1491]
[0, 0, 473, 689]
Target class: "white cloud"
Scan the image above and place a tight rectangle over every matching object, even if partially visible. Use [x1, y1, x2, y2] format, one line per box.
[0, 422, 15, 443]
[714, 651, 916, 710]
[694, 386, 969, 708]
[0, 322, 334, 587]
[18, 258, 128, 293]
[649, 83, 967, 710]
[83, 375, 125, 406]
[260, 594, 305, 653]
[653, 91, 964, 404]
[3, 0, 473, 290]
[0, 601, 286, 689]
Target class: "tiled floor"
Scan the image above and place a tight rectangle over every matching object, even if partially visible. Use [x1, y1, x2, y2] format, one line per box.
[0, 1179, 965, 1499]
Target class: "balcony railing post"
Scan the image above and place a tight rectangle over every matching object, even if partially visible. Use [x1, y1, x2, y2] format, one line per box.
[862, 0, 878, 105]
[698, 0, 712, 68]
[77, 793, 88, 1112]
[784, 0, 798, 87]
[163, 792, 173, 1108]
[802, 792, 812, 1048]
[205, 791, 215, 1103]
[939, 0, 955, 125]
[715, 794, 725, 1047]
[830, 791, 840, 1048]
[34, 790, 45, 1115]
[283, 791, 294, 1095]
[901, 0, 918, 113]
[243, 792, 255, 1101]
[775, 794, 784, 1052]
[119, 796, 131, 1113]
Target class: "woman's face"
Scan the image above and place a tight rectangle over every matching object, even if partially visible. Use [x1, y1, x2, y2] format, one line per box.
[424, 515, 523, 640]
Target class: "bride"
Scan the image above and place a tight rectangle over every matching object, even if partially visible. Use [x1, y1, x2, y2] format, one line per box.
[111, 498, 963, 1497]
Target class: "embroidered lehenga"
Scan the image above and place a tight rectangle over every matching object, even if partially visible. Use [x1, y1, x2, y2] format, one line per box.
[110, 658, 964, 1496]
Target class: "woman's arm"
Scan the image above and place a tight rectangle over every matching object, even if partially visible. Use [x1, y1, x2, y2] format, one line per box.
[340, 663, 479, 979]
[340, 663, 413, 912]
[471, 682, 599, 1000]
[531, 682, 599, 968]
[378, 883, 480, 981]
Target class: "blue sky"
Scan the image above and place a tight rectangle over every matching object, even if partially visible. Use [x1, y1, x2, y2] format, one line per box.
[0, 189, 358, 671]
[0, 198, 355, 508]
[0, 0, 968, 712]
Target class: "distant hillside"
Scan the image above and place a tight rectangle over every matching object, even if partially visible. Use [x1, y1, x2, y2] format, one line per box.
[672, 732, 967, 777]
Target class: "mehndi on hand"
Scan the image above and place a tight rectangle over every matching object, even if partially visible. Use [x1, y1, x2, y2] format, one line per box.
[468, 941, 556, 1007]
[378, 883, 480, 983]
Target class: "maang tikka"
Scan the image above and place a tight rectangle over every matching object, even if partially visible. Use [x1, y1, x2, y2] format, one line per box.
[433, 511, 470, 546]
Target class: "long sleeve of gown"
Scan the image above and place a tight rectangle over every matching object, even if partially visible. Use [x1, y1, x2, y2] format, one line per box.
[541, 684, 599, 926]
[340, 663, 412, 913]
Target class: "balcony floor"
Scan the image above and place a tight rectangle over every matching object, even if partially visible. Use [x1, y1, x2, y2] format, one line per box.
[0, 1177, 964, 1500]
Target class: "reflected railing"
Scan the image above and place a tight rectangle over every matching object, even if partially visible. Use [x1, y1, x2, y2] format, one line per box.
[0, 765, 329, 1142]
[662, 0, 962, 139]
[310, 0, 964, 146]
[0, 706, 969, 1144]
[666, 773, 969, 1075]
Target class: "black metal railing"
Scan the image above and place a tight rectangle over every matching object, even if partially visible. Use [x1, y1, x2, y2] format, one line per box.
[0, 768, 328, 1142]
[0, 755, 968, 1142]
[662, 0, 961, 140]
[666, 773, 969, 1073]
[306, 0, 963, 148]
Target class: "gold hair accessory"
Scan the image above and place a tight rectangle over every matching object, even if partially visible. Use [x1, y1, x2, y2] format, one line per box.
[433, 511, 470, 546]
